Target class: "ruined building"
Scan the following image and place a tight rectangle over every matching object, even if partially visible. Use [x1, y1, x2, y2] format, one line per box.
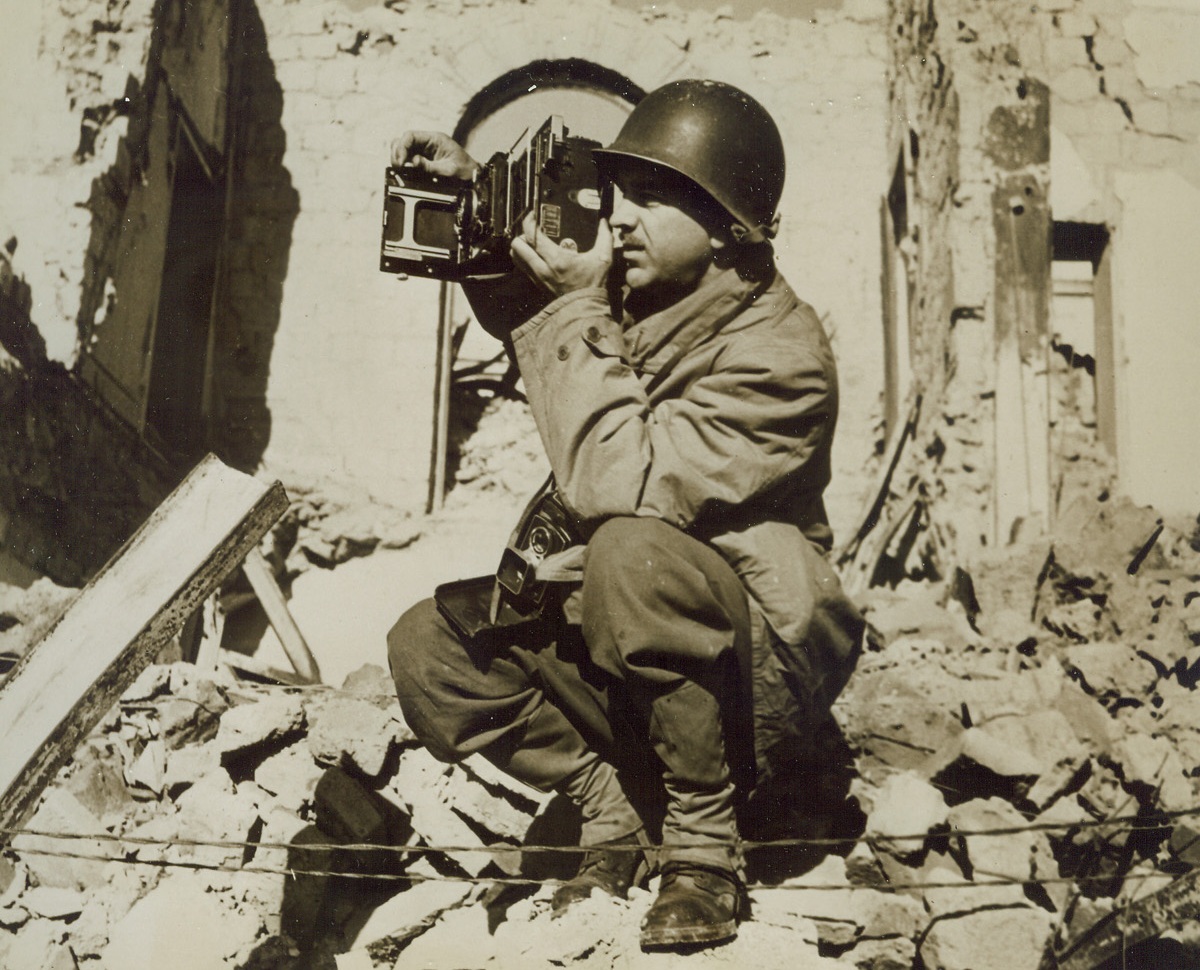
[1, 0, 1197, 584]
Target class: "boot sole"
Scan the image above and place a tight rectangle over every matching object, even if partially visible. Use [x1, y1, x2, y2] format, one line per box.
[640, 918, 737, 950]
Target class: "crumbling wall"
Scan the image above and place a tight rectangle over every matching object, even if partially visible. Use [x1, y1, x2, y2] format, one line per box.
[0, 3, 182, 585]
[0, 252, 172, 586]
[882, 0, 1200, 584]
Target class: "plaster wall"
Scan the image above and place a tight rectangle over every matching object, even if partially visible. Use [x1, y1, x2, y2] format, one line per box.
[242, 0, 891, 527]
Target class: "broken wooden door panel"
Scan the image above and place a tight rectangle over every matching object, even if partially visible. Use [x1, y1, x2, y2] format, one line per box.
[0, 454, 287, 831]
[992, 173, 1052, 541]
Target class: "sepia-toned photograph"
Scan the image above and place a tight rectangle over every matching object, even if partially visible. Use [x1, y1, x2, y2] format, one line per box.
[1, 0, 1198, 967]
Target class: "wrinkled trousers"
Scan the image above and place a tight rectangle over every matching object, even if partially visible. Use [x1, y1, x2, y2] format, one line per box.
[388, 517, 760, 869]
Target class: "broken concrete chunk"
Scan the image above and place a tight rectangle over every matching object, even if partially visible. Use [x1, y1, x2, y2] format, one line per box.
[966, 709, 1084, 777]
[215, 693, 305, 762]
[460, 753, 549, 812]
[344, 876, 474, 959]
[1025, 752, 1091, 812]
[174, 773, 263, 868]
[102, 875, 263, 970]
[162, 741, 222, 797]
[385, 748, 494, 877]
[1113, 732, 1190, 805]
[157, 681, 229, 748]
[1062, 641, 1159, 704]
[314, 766, 388, 845]
[3, 919, 71, 970]
[754, 855, 924, 951]
[20, 886, 85, 920]
[340, 662, 395, 698]
[63, 744, 136, 819]
[948, 797, 1059, 905]
[847, 936, 918, 970]
[254, 738, 325, 808]
[450, 759, 543, 843]
[12, 788, 110, 890]
[865, 770, 949, 857]
[123, 738, 167, 796]
[306, 695, 398, 778]
[920, 905, 1053, 970]
[391, 901, 493, 969]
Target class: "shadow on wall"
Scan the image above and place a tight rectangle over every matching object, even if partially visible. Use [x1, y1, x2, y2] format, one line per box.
[214, 0, 299, 472]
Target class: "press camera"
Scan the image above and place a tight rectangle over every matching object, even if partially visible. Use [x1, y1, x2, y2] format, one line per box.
[380, 116, 605, 280]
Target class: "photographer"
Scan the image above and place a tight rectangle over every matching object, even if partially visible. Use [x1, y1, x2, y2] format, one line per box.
[387, 79, 865, 950]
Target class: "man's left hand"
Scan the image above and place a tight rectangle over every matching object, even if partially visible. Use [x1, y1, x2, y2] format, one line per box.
[511, 214, 613, 298]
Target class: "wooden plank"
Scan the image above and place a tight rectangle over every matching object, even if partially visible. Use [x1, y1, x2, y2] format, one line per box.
[218, 648, 309, 687]
[992, 173, 1052, 541]
[242, 547, 321, 683]
[0, 454, 287, 831]
[1046, 868, 1200, 970]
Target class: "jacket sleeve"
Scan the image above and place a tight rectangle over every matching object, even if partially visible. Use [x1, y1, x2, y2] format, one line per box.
[510, 287, 833, 532]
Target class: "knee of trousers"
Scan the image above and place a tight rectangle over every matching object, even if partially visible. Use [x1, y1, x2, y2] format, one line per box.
[580, 516, 750, 681]
[386, 598, 464, 762]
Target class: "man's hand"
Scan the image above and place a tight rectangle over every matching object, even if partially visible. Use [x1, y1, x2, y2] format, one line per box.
[391, 131, 480, 181]
[511, 213, 613, 298]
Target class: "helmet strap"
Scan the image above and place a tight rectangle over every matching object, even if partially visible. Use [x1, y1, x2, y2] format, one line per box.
[730, 213, 780, 245]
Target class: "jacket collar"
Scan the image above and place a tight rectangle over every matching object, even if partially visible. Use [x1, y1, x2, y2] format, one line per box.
[621, 263, 786, 374]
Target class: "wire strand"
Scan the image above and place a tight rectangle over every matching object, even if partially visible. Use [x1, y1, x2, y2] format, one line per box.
[2, 841, 1172, 894]
[2, 805, 1195, 860]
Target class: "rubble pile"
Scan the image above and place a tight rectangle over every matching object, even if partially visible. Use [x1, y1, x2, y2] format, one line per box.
[1, 492, 1199, 970]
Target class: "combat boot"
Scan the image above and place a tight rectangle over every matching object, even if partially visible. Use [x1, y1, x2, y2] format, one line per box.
[640, 860, 745, 948]
[551, 832, 643, 914]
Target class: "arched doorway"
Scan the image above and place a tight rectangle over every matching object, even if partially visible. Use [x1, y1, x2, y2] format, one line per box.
[428, 60, 642, 510]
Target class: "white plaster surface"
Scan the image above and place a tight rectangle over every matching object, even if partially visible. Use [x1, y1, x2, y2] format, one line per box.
[1123, 8, 1200, 89]
[1112, 169, 1200, 516]
[1050, 125, 1102, 223]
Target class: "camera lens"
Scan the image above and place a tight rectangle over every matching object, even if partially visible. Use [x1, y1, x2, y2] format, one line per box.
[528, 525, 552, 557]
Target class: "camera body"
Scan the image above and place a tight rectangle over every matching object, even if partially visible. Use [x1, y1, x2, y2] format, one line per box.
[380, 116, 605, 281]
[495, 485, 577, 612]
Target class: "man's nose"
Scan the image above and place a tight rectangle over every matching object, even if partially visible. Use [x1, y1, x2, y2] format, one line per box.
[609, 192, 638, 233]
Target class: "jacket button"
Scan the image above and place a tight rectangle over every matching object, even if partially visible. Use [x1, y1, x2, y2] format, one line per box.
[556, 345, 569, 360]
[585, 326, 601, 342]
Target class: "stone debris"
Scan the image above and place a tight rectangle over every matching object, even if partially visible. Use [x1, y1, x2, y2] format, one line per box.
[0, 497, 1198, 969]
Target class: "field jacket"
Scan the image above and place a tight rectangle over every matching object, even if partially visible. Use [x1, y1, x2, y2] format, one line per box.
[510, 265, 864, 781]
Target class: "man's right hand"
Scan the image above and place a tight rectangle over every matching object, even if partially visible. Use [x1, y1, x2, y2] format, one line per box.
[391, 131, 480, 181]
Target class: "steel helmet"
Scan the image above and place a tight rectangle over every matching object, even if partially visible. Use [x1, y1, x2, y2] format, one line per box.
[594, 79, 785, 244]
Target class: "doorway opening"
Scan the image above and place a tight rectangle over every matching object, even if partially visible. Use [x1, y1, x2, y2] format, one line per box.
[144, 114, 224, 462]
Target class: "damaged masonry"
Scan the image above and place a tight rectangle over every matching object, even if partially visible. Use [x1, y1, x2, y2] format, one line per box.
[2, 0, 1200, 968]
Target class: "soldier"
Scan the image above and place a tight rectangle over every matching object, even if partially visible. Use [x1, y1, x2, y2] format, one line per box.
[388, 79, 864, 949]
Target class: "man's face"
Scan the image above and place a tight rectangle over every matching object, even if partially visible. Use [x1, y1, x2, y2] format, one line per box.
[608, 163, 726, 297]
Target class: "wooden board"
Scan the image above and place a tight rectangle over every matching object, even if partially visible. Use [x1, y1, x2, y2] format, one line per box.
[0, 453, 287, 831]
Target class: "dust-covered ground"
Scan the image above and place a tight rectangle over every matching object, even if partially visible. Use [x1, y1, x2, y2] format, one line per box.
[3, 395, 1200, 970]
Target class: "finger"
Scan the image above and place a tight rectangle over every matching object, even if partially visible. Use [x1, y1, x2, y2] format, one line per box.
[520, 211, 540, 246]
[390, 132, 416, 166]
[511, 237, 552, 287]
[559, 238, 578, 252]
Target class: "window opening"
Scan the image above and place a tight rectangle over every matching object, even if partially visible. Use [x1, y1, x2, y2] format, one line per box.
[1049, 220, 1112, 497]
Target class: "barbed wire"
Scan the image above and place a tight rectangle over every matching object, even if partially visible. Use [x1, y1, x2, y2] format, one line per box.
[3, 804, 1197, 861]
[1, 840, 1176, 894]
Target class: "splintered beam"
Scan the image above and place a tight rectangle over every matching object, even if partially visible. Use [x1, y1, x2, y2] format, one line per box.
[0, 454, 288, 831]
